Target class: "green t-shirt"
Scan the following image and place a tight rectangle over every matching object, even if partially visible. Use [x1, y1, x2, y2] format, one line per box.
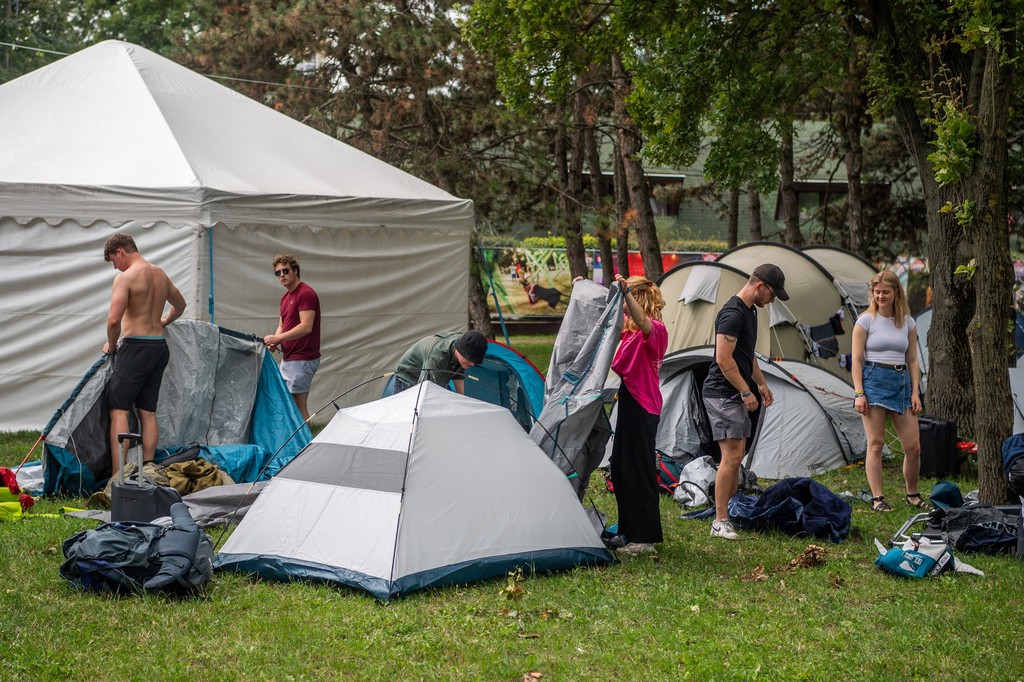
[394, 332, 465, 388]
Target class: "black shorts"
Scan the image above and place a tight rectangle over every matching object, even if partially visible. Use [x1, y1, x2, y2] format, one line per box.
[108, 337, 170, 413]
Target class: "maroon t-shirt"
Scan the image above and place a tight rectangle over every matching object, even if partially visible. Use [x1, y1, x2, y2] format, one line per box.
[280, 281, 321, 361]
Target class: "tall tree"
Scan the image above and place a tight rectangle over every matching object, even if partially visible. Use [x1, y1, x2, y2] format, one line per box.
[747, 184, 764, 241]
[861, 0, 1019, 501]
[466, 0, 663, 280]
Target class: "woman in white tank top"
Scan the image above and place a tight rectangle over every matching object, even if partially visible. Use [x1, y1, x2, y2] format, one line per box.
[851, 270, 925, 512]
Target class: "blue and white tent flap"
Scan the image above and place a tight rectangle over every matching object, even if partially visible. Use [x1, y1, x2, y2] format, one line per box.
[214, 382, 611, 600]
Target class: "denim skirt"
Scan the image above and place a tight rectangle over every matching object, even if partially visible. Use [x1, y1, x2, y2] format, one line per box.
[863, 363, 911, 414]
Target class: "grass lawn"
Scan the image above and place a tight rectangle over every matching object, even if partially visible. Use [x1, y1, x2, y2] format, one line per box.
[2, 336, 1023, 680]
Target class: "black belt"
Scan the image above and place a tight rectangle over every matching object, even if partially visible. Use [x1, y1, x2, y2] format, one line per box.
[865, 360, 905, 371]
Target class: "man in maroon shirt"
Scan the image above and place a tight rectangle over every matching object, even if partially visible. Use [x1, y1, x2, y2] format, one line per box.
[264, 254, 321, 421]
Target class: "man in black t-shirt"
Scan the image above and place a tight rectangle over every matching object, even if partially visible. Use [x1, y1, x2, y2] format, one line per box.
[703, 263, 790, 540]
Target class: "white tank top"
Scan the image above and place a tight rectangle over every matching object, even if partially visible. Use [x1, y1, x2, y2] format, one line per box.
[856, 312, 916, 364]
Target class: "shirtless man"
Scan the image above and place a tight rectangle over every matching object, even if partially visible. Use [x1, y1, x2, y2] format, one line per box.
[102, 233, 186, 475]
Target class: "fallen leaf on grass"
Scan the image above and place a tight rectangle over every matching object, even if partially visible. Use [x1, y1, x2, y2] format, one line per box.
[518, 633, 540, 639]
[787, 544, 826, 570]
[828, 571, 845, 588]
[741, 565, 768, 582]
[523, 673, 543, 681]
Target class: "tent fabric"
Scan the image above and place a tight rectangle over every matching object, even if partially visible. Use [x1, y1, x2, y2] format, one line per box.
[214, 382, 612, 600]
[529, 280, 624, 498]
[42, 320, 310, 496]
[658, 261, 772, 356]
[656, 347, 864, 479]
[802, 245, 877, 311]
[679, 264, 722, 304]
[462, 340, 546, 431]
[0, 40, 474, 431]
[379, 339, 546, 432]
[716, 242, 852, 377]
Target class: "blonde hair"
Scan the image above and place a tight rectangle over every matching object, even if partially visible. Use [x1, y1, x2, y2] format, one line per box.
[623, 276, 665, 333]
[867, 270, 910, 327]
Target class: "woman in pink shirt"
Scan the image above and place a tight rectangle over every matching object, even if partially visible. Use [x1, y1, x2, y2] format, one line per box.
[609, 273, 668, 556]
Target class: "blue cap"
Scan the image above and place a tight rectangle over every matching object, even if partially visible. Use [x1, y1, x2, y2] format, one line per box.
[929, 480, 964, 509]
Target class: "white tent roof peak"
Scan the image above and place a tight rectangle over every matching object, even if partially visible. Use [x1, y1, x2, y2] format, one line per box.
[0, 39, 460, 202]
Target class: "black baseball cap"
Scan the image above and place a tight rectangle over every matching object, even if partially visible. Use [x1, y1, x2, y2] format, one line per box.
[455, 330, 488, 365]
[752, 263, 790, 301]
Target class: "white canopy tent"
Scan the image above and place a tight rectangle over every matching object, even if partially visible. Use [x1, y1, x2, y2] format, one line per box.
[0, 41, 474, 431]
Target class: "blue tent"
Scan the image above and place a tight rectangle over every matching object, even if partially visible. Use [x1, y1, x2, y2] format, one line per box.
[463, 340, 545, 431]
[382, 339, 545, 432]
[41, 321, 311, 496]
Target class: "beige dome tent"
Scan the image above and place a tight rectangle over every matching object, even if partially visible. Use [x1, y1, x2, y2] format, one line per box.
[716, 242, 855, 377]
[802, 245, 877, 313]
[658, 261, 771, 355]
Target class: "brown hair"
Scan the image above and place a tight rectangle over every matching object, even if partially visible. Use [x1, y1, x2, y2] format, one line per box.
[272, 254, 300, 278]
[623, 276, 665, 333]
[867, 270, 910, 327]
[103, 233, 138, 262]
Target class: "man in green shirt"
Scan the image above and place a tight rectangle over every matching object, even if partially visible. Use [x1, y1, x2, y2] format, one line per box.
[393, 330, 488, 394]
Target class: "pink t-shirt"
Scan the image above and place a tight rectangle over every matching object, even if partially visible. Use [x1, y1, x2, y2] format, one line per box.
[611, 320, 668, 415]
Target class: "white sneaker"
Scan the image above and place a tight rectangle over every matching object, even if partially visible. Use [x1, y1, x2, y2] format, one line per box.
[616, 542, 657, 556]
[711, 519, 738, 540]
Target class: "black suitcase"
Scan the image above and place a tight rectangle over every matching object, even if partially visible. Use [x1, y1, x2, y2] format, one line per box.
[918, 416, 960, 478]
[111, 432, 183, 523]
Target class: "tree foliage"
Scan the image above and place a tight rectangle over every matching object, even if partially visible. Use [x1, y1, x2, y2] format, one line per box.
[1, 0, 194, 83]
[178, 0, 554, 229]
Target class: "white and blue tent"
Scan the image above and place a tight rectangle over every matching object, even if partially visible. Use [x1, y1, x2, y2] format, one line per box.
[214, 381, 611, 600]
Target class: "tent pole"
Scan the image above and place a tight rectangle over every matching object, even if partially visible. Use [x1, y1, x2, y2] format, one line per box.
[207, 227, 215, 323]
[477, 247, 510, 346]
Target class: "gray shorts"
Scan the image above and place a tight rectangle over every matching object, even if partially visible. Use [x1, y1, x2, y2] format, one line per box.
[280, 358, 320, 394]
[703, 396, 751, 441]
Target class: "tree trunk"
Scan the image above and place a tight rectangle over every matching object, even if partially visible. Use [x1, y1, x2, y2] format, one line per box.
[468, 234, 495, 338]
[727, 187, 740, 248]
[967, 41, 1015, 504]
[867, 0, 976, 441]
[613, 137, 630, 278]
[612, 53, 662, 281]
[747, 184, 763, 242]
[778, 120, 803, 247]
[585, 116, 614, 286]
[839, 17, 869, 255]
[564, 83, 589, 279]
[553, 110, 586, 282]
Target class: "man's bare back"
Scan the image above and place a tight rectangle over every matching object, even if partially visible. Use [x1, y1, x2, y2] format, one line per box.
[118, 262, 177, 337]
[106, 250, 185, 352]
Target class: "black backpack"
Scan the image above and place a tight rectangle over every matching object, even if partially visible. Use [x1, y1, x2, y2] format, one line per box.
[60, 502, 213, 596]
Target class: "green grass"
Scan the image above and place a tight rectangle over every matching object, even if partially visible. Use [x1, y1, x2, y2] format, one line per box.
[2, 338, 1023, 681]
[507, 334, 555, 373]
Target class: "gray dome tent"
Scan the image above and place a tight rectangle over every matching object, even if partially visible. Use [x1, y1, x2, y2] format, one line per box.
[656, 347, 865, 479]
[215, 382, 612, 600]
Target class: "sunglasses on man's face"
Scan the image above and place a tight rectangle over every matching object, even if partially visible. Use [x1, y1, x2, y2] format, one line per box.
[274, 268, 290, 277]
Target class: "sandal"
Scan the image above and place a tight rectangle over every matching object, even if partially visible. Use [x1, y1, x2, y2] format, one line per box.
[871, 495, 893, 512]
[905, 492, 930, 509]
